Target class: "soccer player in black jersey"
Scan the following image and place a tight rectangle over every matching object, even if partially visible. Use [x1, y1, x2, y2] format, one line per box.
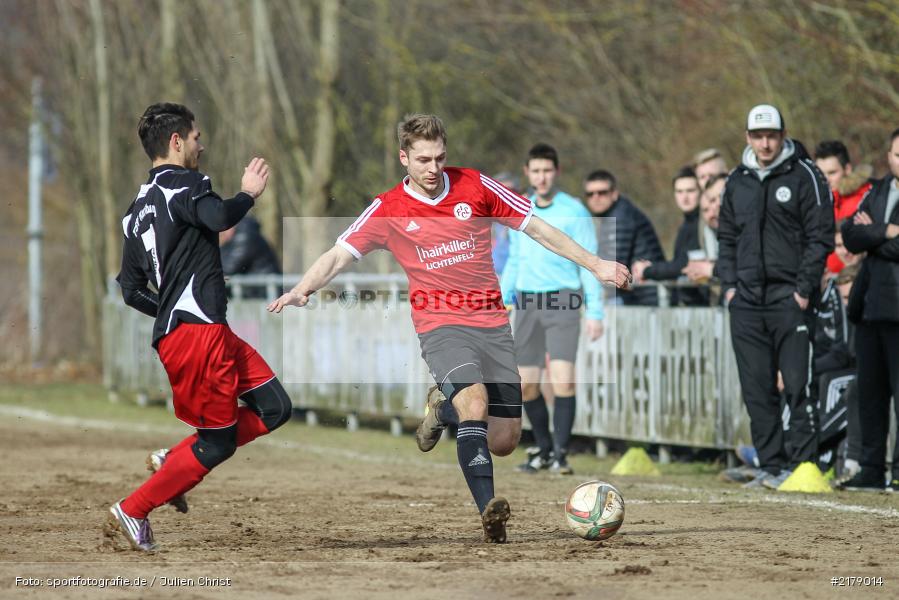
[105, 103, 292, 552]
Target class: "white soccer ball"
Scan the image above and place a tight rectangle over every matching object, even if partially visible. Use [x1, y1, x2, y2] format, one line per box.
[564, 480, 625, 541]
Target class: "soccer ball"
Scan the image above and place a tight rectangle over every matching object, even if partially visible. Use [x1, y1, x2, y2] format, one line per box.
[564, 480, 625, 541]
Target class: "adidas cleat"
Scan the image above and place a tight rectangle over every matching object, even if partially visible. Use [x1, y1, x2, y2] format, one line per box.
[415, 386, 447, 452]
[147, 449, 189, 513]
[104, 502, 158, 552]
[515, 447, 552, 473]
[481, 497, 511, 544]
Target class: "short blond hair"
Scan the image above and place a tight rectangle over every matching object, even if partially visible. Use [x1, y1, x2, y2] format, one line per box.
[693, 147, 724, 168]
[397, 113, 447, 152]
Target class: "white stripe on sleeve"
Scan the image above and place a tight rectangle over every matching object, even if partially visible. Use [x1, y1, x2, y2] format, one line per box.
[480, 174, 531, 214]
[338, 198, 383, 242]
[798, 160, 823, 206]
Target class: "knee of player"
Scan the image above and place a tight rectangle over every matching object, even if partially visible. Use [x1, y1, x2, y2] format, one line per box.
[243, 378, 294, 432]
[192, 435, 237, 470]
[551, 383, 576, 397]
[489, 438, 517, 457]
[521, 382, 541, 400]
[263, 378, 294, 431]
[453, 391, 489, 420]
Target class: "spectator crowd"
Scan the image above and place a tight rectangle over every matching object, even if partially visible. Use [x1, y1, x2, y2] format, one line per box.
[491, 104, 899, 492]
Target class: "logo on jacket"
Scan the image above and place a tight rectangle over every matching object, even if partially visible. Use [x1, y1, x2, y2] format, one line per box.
[775, 186, 792, 203]
[454, 203, 473, 221]
[405, 220, 421, 232]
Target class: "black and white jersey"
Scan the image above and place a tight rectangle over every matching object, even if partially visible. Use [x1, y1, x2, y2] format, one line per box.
[117, 164, 255, 347]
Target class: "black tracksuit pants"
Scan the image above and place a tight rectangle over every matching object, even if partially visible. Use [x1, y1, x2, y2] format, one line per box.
[854, 321, 899, 476]
[730, 296, 818, 474]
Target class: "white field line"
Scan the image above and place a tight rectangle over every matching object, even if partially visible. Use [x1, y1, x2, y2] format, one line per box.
[633, 482, 899, 518]
[0, 405, 454, 470]
[3, 404, 898, 518]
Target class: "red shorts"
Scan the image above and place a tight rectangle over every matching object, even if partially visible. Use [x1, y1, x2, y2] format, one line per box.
[158, 323, 275, 429]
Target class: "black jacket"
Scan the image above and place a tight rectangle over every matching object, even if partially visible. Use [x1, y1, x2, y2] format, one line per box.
[841, 175, 899, 322]
[594, 195, 665, 306]
[220, 216, 281, 276]
[718, 141, 834, 306]
[644, 208, 701, 280]
[644, 208, 707, 306]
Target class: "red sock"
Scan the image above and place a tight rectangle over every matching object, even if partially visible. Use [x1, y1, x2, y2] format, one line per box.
[167, 433, 198, 456]
[236, 406, 269, 446]
[121, 438, 209, 519]
[120, 408, 270, 519]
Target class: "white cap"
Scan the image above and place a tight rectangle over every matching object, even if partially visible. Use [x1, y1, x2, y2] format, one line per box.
[746, 104, 784, 131]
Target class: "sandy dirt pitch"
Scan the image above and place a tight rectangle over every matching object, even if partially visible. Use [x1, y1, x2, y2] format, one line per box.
[1, 395, 898, 600]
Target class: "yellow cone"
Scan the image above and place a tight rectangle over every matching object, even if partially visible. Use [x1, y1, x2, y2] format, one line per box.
[610, 447, 661, 476]
[777, 461, 833, 493]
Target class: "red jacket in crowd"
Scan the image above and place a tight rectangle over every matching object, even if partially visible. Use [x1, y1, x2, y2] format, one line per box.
[827, 166, 873, 274]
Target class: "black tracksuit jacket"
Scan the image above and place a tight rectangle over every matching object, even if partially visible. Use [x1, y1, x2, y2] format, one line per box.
[718, 145, 834, 306]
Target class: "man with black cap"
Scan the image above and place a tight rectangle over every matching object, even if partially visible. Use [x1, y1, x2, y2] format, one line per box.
[718, 104, 834, 490]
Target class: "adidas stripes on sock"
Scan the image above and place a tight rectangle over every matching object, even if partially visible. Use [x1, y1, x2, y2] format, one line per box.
[456, 420, 494, 514]
[523, 395, 553, 459]
[553, 395, 576, 460]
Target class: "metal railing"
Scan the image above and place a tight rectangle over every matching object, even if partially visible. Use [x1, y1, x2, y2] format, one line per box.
[103, 274, 749, 450]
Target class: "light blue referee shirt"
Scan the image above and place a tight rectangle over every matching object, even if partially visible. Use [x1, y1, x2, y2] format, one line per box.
[500, 189, 604, 320]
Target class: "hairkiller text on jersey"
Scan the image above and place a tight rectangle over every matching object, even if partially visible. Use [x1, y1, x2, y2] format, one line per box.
[414, 234, 477, 263]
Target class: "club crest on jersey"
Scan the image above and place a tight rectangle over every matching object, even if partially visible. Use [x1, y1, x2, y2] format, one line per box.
[775, 186, 792, 203]
[454, 203, 472, 221]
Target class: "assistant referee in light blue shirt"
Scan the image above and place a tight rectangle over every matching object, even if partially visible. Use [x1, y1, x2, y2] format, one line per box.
[500, 143, 604, 475]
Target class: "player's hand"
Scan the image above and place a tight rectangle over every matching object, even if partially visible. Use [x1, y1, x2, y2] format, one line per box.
[266, 289, 310, 313]
[241, 157, 270, 199]
[793, 292, 809, 310]
[585, 319, 604, 341]
[595, 259, 631, 289]
[725, 288, 736, 306]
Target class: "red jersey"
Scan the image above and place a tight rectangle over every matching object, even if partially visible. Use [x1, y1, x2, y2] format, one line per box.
[337, 167, 532, 333]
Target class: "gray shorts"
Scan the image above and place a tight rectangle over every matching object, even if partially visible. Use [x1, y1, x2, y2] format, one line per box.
[513, 289, 582, 366]
[418, 323, 522, 418]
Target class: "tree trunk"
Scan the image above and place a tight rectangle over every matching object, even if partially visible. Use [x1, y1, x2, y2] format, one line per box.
[89, 0, 115, 282]
[160, 0, 184, 100]
[300, 0, 340, 268]
[253, 0, 282, 256]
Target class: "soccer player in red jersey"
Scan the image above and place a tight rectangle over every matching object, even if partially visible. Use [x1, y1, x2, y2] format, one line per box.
[268, 114, 630, 542]
[107, 103, 293, 551]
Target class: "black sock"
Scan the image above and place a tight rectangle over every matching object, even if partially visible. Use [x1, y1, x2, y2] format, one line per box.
[456, 420, 493, 514]
[553, 395, 576, 461]
[438, 399, 459, 425]
[523, 395, 553, 459]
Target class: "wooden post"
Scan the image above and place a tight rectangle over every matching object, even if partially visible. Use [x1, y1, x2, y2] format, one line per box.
[346, 412, 359, 432]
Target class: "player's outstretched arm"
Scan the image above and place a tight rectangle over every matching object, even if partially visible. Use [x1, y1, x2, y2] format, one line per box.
[266, 244, 356, 313]
[523, 215, 632, 289]
[192, 158, 271, 232]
